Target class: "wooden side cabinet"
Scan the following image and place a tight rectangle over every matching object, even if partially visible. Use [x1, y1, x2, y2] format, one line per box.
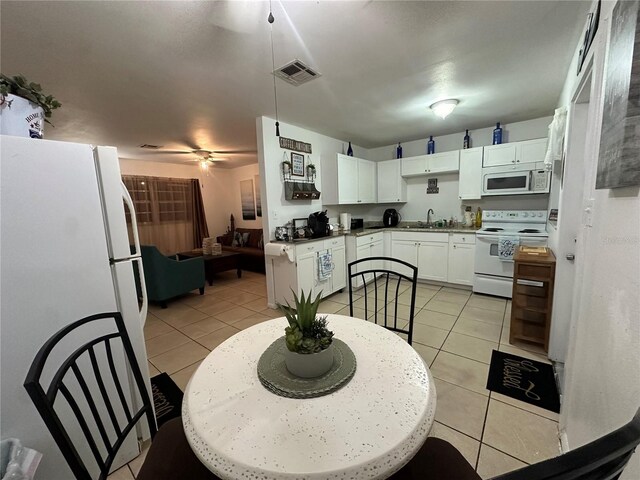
[510, 247, 556, 352]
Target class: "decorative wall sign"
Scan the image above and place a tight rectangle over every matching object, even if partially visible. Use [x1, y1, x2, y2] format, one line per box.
[426, 178, 439, 194]
[291, 152, 305, 177]
[596, 0, 640, 189]
[280, 137, 312, 153]
[240, 179, 256, 220]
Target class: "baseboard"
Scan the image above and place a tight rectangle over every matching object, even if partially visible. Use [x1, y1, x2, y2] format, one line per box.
[559, 429, 570, 453]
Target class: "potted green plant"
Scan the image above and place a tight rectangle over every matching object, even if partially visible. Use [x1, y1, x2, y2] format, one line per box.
[306, 163, 316, 178]
[0, 74, 61, 138]
[277, 290, 334, 378]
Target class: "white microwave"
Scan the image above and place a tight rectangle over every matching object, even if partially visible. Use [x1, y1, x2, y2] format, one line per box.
[482, 164, 550, 196]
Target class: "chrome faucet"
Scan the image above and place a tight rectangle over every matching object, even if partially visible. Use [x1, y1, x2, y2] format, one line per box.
[427, 209, 434, 227]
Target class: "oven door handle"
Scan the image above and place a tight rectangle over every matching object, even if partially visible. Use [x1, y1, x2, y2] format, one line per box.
[475, 233, 500, 240]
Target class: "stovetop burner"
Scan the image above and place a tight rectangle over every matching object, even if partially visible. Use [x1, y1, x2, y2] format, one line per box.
[483, 228, 504, 232]
[519, 229, 541, 233]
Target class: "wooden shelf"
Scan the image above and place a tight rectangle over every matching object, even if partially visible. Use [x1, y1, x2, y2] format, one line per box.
[510, 247, 556, 354]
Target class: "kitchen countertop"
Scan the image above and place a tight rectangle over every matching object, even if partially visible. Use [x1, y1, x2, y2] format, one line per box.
[269, 226, 478, 244]
[349, 225, 479, 236]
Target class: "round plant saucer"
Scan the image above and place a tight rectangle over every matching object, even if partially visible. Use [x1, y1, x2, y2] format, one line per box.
[256, 337, 356, 399]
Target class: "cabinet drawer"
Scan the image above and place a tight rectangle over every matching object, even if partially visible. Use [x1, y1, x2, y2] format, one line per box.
[324, 237, 345, 249]
[451, 233, 475, 244]
[515, 263, 553, 279]
[296, 241, 325, 256]
[392, 231, 448, 243]
[356, 232, 383, 247]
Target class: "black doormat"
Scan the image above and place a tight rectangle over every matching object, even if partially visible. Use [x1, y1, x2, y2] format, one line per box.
[486, 350, 560, 413]
[150, 373, 183, 427]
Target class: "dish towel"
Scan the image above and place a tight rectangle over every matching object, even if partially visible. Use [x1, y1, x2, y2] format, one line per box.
[498, 236, 520, 261]
[318, 251, 333, 280]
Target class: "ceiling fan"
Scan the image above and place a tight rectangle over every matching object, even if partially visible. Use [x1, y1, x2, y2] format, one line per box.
[141, 140, 257, 164]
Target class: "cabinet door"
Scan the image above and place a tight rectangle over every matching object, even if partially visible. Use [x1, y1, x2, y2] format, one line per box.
[357, 159, 376, 203]
[401, 155, 428, 177]
[337, 155, 359, 204]
[518, 138, 547, 164]
[392, 240, 418, 278]
[417, 242, 448, 282]
[296, 251, 316, 298]
[377, 159, 406, 203]
[352, 244, 372, 288]
[483, 143, 517, 167]
[458, 147, 483, 200]
[447, 243, 475, 286]
[331, 246, 346, 292]
[428, 151, 460, 173]
[369, 239, 384, 273]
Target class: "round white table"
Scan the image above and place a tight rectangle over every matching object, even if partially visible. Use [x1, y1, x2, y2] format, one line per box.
[183, 315, 437, 480]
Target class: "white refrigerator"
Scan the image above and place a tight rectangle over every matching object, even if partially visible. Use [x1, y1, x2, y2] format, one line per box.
[1, 135, 152, 479]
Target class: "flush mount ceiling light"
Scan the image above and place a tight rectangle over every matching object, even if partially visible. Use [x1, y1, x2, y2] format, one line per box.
[430, 99, 459, 119]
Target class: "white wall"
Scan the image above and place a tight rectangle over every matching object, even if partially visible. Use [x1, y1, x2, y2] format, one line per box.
[256, 116, 366, 305]
[119, 159, 262, 240]
[555, 1, 640, 477]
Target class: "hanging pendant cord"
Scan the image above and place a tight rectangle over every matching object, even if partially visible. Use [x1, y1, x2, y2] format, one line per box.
[268, 1, 280, 136]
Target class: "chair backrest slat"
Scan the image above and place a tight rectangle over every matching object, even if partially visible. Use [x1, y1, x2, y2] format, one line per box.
[348, 257, 418, 345]
[87, 347, 123, 437]
[59, 381, 107, 472]
[24, 312, 157, 480]
[70, 363, 113, 454]
[104, 338, 134, 423]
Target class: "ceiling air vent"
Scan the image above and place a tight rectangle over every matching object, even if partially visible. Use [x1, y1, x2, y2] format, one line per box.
[139, 144, 163, 149]
[274, 59, 321, 86]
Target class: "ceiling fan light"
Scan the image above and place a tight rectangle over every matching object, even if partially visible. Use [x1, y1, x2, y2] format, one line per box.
[430, 99, 459, 119]
[199, 160, 209, 171]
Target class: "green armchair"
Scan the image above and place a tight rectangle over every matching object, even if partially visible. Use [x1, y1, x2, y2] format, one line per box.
[140, 245, 205, 308]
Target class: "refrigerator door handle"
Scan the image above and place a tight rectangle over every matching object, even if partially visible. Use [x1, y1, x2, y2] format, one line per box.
[134, 256, 148, 327]
[121, 181, 142, 257]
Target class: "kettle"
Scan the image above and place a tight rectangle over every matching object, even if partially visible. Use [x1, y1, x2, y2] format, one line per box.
[383, 209, 400, 227]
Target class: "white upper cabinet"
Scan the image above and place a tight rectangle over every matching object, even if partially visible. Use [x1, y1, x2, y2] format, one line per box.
[483, 138, 547, 168]
[325, 154, 377, 204]
[401, 151, 459, 177]
[377, 159, 407, 203]
[458, 147, 483, 200]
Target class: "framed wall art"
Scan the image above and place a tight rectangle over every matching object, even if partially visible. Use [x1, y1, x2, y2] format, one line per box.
[240, 179, 256, 220]
[596, 0, 640, 189]
[291, 152, 305, 177]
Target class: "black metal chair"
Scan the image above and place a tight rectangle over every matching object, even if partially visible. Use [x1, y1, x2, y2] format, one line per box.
[24, 312, 218, 480]
[348, 256, 418, 345]
[390, 407, 640, 479]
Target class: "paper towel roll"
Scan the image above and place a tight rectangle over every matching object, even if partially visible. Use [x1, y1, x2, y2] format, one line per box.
[265, 242, 294, 262]
[340, 213, 351, 231]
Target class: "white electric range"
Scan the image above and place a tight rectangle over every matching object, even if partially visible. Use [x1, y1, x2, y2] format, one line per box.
[473, 210, 548, 298]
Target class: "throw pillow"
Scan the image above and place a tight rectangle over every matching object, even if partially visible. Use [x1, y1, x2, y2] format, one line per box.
[232, 231, 243, 247]
[241, 232, 250, 247]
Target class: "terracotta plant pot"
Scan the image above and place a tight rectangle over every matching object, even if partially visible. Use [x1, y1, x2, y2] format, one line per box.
[0, 94, 45, 138]
[284, 344, 334, 378]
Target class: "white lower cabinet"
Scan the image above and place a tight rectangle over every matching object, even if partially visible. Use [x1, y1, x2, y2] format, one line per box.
[391, 232, 449, 282]
[346, 232, 384, 288]
[272, 237, 346, 305]
[447, 234, 476, 286]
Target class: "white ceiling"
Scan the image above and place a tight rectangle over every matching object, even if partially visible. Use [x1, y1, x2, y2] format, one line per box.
[1, 1, 589, 168]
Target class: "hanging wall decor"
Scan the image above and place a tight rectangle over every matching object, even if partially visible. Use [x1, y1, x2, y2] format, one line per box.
[240, 179, 256, 220]
[596, 0, 640, 189]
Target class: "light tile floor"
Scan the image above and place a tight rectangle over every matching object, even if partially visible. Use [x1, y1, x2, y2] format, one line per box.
[109, 271, 560, 479]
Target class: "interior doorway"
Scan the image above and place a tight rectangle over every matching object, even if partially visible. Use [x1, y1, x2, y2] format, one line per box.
[547, 62, 594, 376]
